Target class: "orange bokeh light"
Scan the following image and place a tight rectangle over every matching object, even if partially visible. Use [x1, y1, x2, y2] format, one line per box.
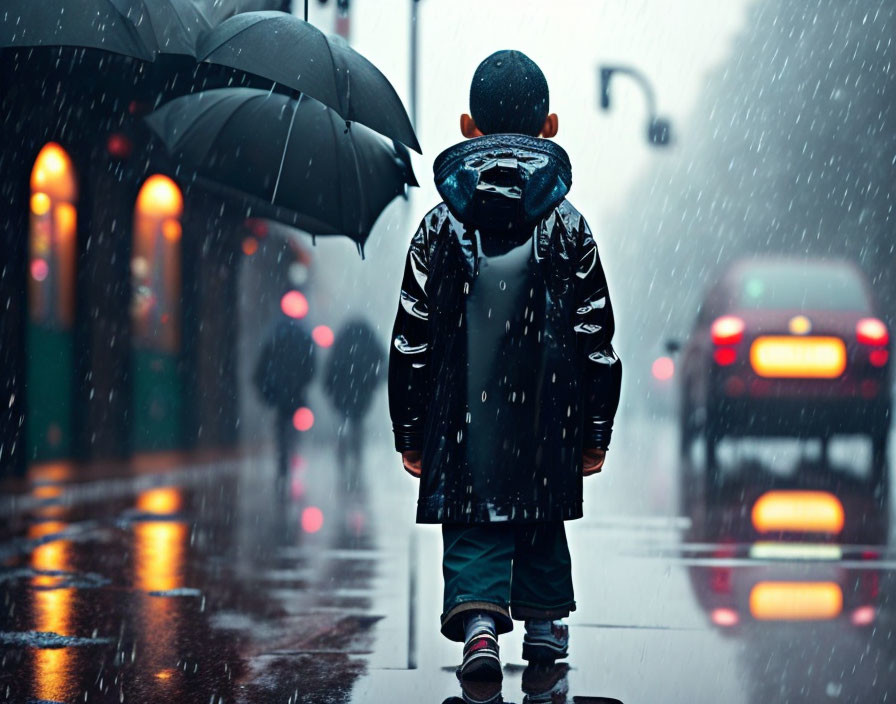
[749, 581, 843, 621]
[751, 490, 844, 534]
[161, 218, 182, 242]
[31, 192, 51, 215]
[242, 237, 259, 256]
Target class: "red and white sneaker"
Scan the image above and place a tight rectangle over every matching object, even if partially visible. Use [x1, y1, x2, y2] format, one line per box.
[458, 631, 502, 682]
[522, 620, 569, 663]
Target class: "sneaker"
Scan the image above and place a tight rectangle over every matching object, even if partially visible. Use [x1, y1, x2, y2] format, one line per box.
[522, 663, 570, 703]
[522, 620, 569, 663]
[459, 679, 504, 704]
[458, 631, 502, 682]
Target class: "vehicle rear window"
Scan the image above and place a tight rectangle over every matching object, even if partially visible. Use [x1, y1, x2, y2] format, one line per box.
[736, 263, 870, 311]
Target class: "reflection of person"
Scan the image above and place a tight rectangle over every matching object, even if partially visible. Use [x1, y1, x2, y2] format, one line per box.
[253, 315, 317, 478]
[323, 319, 385, 490]
[389, 51, 622, 681]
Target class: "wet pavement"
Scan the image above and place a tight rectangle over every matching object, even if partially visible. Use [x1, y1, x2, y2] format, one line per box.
[1, 414, 895, 703]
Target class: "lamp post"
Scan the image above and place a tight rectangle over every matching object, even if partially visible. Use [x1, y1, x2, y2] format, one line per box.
[599, 65, 672, 147]
[409, 0, 421, 129]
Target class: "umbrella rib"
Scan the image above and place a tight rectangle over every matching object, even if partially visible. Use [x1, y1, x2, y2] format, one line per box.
[345, 124, 366, 236]
[105, 0, 157, 58]
[198, 17, 264, 59]
[165, 5, 205, 52]
[325, 107, 348, 235]
[272, 93, 303, 204]
[320, 33, 346, 117]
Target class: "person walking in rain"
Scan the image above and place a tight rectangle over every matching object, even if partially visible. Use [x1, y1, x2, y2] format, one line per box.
[323, 318, 385, 491]
[389, 50, 622, 681]
[253, 312, 318, 480]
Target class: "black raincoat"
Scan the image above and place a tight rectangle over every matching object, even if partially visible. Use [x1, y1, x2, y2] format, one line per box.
[389, 134, 622, 524]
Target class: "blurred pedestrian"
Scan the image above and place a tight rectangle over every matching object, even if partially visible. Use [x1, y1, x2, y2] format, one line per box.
[389, 50, 622, 681]
[253, 315, 317, 479]
[323, 318, 385, 490]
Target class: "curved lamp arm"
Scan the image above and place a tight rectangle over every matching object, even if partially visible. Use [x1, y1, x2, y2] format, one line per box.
[599, 65, 671, 147]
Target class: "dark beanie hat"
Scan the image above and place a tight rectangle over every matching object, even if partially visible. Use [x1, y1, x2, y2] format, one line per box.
[469, 50, 549, 137]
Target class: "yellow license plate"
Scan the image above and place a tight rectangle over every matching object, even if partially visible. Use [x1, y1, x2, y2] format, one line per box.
[750, 336, 846, 378]
[750, 581, 843, 621]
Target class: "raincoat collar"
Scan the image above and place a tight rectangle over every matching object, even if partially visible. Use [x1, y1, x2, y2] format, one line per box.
[433, 134, 572, 232]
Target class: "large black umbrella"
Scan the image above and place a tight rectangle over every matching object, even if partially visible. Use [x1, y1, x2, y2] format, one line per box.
[0, 0, 212, 60]
[0, 0, 275, 60]
[196, 11, 421, 153]
[145, 87, 417, 248]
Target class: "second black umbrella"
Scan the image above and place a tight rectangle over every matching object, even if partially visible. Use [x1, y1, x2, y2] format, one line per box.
[197, 11, 421, 153]
[145, 87, 417, 247]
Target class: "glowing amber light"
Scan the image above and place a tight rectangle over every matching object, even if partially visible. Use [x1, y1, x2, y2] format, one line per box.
[31, 192, 51, 215]
[31, 143, 77, 201]
[55, 202, 77, 240]
[32, 484, 62, 500]
[788, 315, 812, 335]
[750, 336, 846, 379]
[242, 237, 259, 256]
[749, 582, 843, 621]
[136, 175, 183, 218]
[137, 486, 182, 515]
[135, 520, 187, 593]
[28, 520, 73, 701]
[161, 218, 182, 242]
[752, 491, 844, 534]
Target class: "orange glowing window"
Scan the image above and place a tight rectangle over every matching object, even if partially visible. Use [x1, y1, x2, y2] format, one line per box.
[132, 174, 183, 352]
[28, 142, 78, 328]
[750, 336, 846, 379]
[751, 491, 845, 534]
[749, 581, 843, 621]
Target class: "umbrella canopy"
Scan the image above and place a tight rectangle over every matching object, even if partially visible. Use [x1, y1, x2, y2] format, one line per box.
[0, 0, 213, 60]
[0, 0, 278, 60]
[196, 11, 421, 153]
[145, 87, 418, 247]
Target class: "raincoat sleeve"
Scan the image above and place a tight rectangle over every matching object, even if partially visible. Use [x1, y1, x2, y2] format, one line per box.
[388, 213, 435, 452]
[573, 214, 622, 450]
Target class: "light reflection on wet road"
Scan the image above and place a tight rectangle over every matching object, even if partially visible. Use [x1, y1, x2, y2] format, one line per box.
[0, 416, 894, 703]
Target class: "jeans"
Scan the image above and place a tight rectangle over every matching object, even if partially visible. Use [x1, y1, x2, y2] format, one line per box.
[440, 522, 576, 642]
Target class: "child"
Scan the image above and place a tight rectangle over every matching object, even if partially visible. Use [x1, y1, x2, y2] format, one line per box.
[389, 50, 622, 681]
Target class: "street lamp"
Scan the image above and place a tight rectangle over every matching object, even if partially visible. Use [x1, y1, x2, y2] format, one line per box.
[409, 0, 422, 129]
[599, 65, 672, 147]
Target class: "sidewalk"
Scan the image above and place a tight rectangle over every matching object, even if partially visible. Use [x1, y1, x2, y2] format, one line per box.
[352, 418, 749, 704]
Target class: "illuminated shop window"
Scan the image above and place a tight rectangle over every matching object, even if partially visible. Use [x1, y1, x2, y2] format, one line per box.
[131, 175, 183, 353]
[29, 143, 77, 329]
